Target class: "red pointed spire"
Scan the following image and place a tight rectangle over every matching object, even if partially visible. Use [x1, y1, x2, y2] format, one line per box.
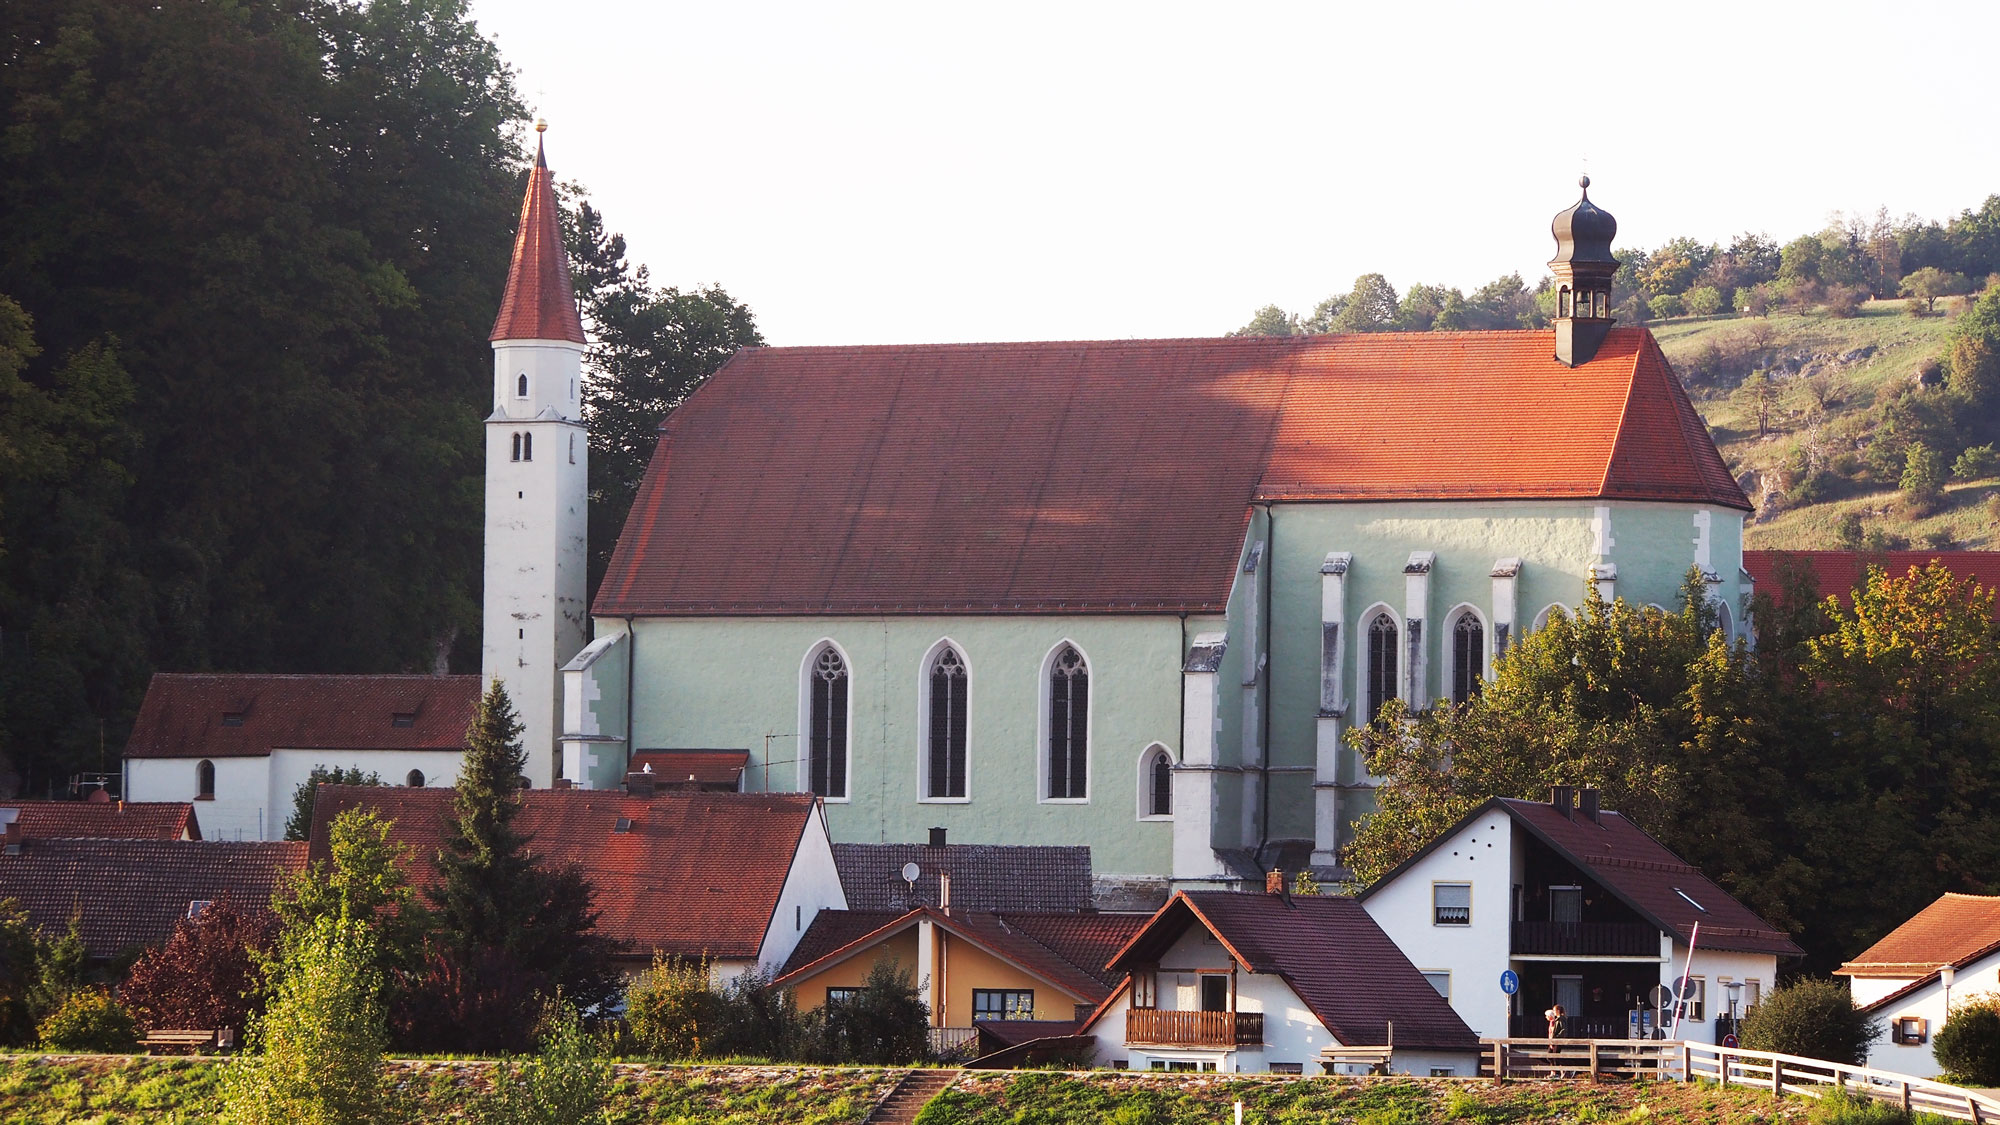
[490, 119, 585, 344]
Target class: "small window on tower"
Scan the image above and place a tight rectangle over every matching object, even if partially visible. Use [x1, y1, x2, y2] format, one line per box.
[521, 433, 532, 461]
[511, 433, 522, 462]
[570, 378, 577, 401]
[516, 373, 528, 398]
[569, 433, 576, 464]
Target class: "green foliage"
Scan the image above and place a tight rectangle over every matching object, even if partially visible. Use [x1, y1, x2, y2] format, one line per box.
[1955, 444, 1999, 480]
[813, 960, 929, 1065]
[1650, 293, 1686, 319]
[36, 988, 138, 1052]
[1684, 286, 1725, 317]
[284, 766, 383, 842]
[478, 1002, 612, 1125]
[1933, 994, 2000, 1086]
[218, 917, 386, 1125]
[1231, 304, 1299, 337]
[274, 809, 430, 1002]
[625, 955, 720, 1060]
[1901, 267, 1974, 315]
[1900, 441, 1947, 506]
[1735, 369, 1778, 436]
[0, 900, 88, 1044]
[1739, 981, 1880, 1065]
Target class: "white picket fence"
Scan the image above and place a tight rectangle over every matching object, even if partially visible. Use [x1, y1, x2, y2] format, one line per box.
[1480, 1038, 2000, 1123]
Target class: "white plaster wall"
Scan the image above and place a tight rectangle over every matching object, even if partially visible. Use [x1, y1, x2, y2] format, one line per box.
[757, 804, 849, 972]
[1852, 975, 1917, 1008]
[491, 341, 585, 424]
[1391, 1049, 1483, 1077]
[127, 756, 270, 840]
[1663, 945, 1779, 1043]
[1863, 955, 2000, 1078]
[1361, 806, 1518, 1039]
[266, 748, 466, 829]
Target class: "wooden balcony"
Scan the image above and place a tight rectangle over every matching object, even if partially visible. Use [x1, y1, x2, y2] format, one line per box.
[1126, 1009, 1263, 1048]
[1511, 921, 1659, 957]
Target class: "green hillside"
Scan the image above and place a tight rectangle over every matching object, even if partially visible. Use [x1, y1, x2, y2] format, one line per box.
[1653, 299, 1995, 549]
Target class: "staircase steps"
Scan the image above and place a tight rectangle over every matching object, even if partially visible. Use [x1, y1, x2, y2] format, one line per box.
[863, 1068, 962, 1125]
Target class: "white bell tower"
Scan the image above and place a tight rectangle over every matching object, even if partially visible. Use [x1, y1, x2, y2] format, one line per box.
[483, 120, 589, 786]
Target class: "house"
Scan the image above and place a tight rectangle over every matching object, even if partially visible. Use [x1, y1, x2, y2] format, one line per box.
[774, 905, 1146, 1051]
[1836, 893, 2000, 1079]
[832, 838, 1095, 913]
[308, 784, 844, 978]
[1081, 884, 1482, 1075]
[1359, 788, 1801, 1043]
[121, 673, 481, 840]
[0, 837, 305, 959]
[623, 750, 749, 793]
[0, 799, 200, 840]
[1745, 550, 2000, 617]
[561, 179, 1755, 890]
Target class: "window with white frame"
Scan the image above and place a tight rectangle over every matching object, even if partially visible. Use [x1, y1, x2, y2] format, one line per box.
[1450, 610, 1484, 706]
[1422, 971, 1451, 999]
[1142, 745, 1173, 819]
[1046, 644, 1089, 799]
[925, 645, 968, 799]
[1365, 612, 1398, 722]
[1743, 979, 1760, 1009]
[1434, 882, 1471, 926]
[807, 645, 849, 799]
[1532, 603, 1570, 632]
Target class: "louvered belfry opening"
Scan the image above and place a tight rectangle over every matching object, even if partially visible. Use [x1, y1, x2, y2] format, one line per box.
[927, 647, 967, 798]
[809, 647, 848, 798]
[1047, 645, 1089, 799]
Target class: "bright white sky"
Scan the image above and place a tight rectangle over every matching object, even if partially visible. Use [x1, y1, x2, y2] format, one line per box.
[470, 0, 2000, 347]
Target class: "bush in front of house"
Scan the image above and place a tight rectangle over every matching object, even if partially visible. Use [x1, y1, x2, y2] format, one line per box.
[37, 988, 139, 1053]
[809, 960, 929, 1066]
[1739, 979, 1881, 1065]
[122, 899, 276, 1040]
[1933, 994, 2000, 1086]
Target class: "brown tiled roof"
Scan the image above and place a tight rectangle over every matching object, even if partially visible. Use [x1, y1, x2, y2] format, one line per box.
[628, 751, 748, 788]
[1097, 892, 1479, 1052]
[490, 137, 584, 344]
[1744, 551, 2000, 619]
[0, 839, 305, 957]
[832, 843, 1092, 913]
[773, 907, 1144, 1006]
[596, 328, 1747, 616]
[1495, 799, 1803, 957]
[310, 786, 820, 960]
[124, 674, 480, 759]
[1838, 893, 2000, 979]
[0, 801, 200, 841]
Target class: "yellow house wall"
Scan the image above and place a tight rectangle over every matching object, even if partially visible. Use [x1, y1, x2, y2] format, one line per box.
[933, 932, 1091, 1027]
[790, 930, 921, 1013]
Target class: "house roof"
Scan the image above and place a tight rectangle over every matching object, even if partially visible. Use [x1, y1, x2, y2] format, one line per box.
[0, 801, 200, 841]
[309, 785, 821, 960]
[595, 328, 1747, 617]
[490, 133, 584, 344]
[124, 673, 481, 759]
[1744, 550, 2000, 618]
[0, 839, 305, 957]
[832, 842, 1093, 914]
[628, 750, 748, 788]
[1838, 894, 2000, 1014]
[1095, 891, 1479, 1052]
[1357, 797, 1802, 957]
[773, 906, 1147, 1006]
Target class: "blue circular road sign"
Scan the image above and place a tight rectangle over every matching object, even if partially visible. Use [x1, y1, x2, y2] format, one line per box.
[1500, 970, 1520, 995]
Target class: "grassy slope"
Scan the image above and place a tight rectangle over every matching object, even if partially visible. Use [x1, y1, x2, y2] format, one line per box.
[1651, 300, 1988, 550]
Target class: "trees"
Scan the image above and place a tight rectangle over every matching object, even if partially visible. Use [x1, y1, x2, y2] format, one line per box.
[0, 901, 86, 1045]
[1735, 370, 1779, 437]
[284, 766, 383, 842]
[1934, 995, 2000, 1085]
[121, 900, 276, 1037]
[1231, 305, 1298, 337]
[1900, 267, 1974, 315]
[1323, 275, 1400, 333]
[1900, 441, 1948, 510]
[219, 917, 387, 1125]
[1738, 980, 1880, 1065]
[275, 809, 431, 994]
[813, 961, 930, 1065]
[1683, 286, 1724, 317]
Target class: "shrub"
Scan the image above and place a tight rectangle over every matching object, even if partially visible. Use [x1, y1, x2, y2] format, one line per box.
[811, 959, 929, 1065]
[1925, 530, 1956, 550]
[1736, 285, 1773, 317]
[625, 955, 719, 1059]
[1933, 994, 2000, 1085]
[709, 966, 805, 1059]
[217, 917, 386, 1125]
[1954, 444, 1999, 480]
[1739, 979, 1881, 1064]
[1649, 294, 1685, 320]
[1825, 285, 1867, 318]
[1901, 442, 1947, 510]
[122, 900, 275, 1038]
[36, 989, 139, 1053]
[1837, 512, 1866, 550]
[1684, 286, 1724, 317]
[1906, 297, 1931, 318]
[480, 1001, 612, 1125]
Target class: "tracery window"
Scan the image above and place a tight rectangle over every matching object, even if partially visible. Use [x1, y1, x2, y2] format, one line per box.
[808, 646, 849, 799]
[925, 646, 967, 799]
[1365, 612, 1398, 722]
[1046, 644, 1089, 799]
[1451, 612, 1485, 706]
[1145, 746, 1173, 818]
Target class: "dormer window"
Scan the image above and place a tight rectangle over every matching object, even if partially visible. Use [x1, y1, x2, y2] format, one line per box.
[516, 373, 529, 398]
[221, 712, 245, 727]
[187, 900, 212, 920]
[392, 712, 417, 728]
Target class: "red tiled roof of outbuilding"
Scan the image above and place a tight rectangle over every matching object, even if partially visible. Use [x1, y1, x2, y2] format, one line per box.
[0, 801, 200, 841]
[310, 786, 821, 960]
[123, 673, 480, 759]
[1744, 550, 2000, 619]
[0, 839, 304, 957]
[490, 134, 585, 344]
[1837, 893, 2000, 978]
[596, 328, 1748, 617]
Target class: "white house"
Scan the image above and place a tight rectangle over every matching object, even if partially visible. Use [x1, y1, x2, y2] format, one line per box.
[1080, 886, 1482, 1075]
[1837, 893, 2000, 1079]
[1358, 788, 1800, 1043]
[122, 673, 479, 840]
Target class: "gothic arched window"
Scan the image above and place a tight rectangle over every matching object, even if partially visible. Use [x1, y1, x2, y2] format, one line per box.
[807, 646, 849, 799]
[196, 759, 215, 799]
[510, 433, 522, 462]
[1144, 745, 1173, 819]
[1533, 604, 1572, 633]
[1450, 610, 1485, 706]
[521, 432, 532, 461]
[405, 769, 425, 788]
[1366, 612, 1398, 723]
[925, 645, 968, 799]
[516, 373, 529, 397]
[1046, 644, 1089, 800]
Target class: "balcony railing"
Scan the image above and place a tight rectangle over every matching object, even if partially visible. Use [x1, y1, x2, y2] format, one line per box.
[1126, 1009, 1263, 1048]
[1511, 921, 1659, 957]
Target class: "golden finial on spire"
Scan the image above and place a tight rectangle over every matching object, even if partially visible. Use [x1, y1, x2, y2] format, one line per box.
[535, 117, 548, 134]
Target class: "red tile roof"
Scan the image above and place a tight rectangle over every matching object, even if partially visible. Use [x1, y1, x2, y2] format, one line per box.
[0, 801, 200, 841]
[0, 839, 305, 957]
[1096, 891, 1479, 1052]
[1838, 893, 2000, 977]
[123, 674, 480, 759]
[310, 786, 821, 960]
[628, 751, 748, 788]
[1744, 551, 2000, 619]
[832, 843, 1094, 914]
[596, 328, 1747, 616]
[490, 136, 584, 344]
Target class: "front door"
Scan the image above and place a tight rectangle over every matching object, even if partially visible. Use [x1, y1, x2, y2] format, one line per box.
[1201, 975, 1228, 1012]
[1553, 974, 1583, 1033]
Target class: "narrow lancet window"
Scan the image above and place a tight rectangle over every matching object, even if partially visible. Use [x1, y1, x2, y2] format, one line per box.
[1046, 645, 1089, 799]
[926, 646, 968, 799]
[808, 647, 849, 798]
[1366, 613, 1398, 722]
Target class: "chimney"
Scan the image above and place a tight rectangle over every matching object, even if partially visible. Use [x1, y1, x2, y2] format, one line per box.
[1550, 785, 1574, 819]
[929, 826, 947, 848]
[1265, 869, 1285, 895]
[3, 820, 20, 854]
[1577, 788, 1600, 824]
[939, 871, 952, 916]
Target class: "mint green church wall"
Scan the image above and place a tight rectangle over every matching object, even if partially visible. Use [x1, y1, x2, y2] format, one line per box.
[609, 615, 1185, 877]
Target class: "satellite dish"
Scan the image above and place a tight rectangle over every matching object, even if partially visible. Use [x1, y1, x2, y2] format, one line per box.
[901, 862, 921, 885]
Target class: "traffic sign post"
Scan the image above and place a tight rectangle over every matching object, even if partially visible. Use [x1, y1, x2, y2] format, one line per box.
[1500, 970, 1519, 1039]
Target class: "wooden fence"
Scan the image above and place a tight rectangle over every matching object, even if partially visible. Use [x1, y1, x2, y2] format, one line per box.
[1480, 1038, 2000, 1123]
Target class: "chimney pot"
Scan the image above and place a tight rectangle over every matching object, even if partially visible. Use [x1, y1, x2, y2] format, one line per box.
[929, 826, 947, 848]
[1265, 869, 1284, 895]
[1577, 788, 1600, 823]
[940, 871, 952, 915]
[1550, 785, 1574, 818]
